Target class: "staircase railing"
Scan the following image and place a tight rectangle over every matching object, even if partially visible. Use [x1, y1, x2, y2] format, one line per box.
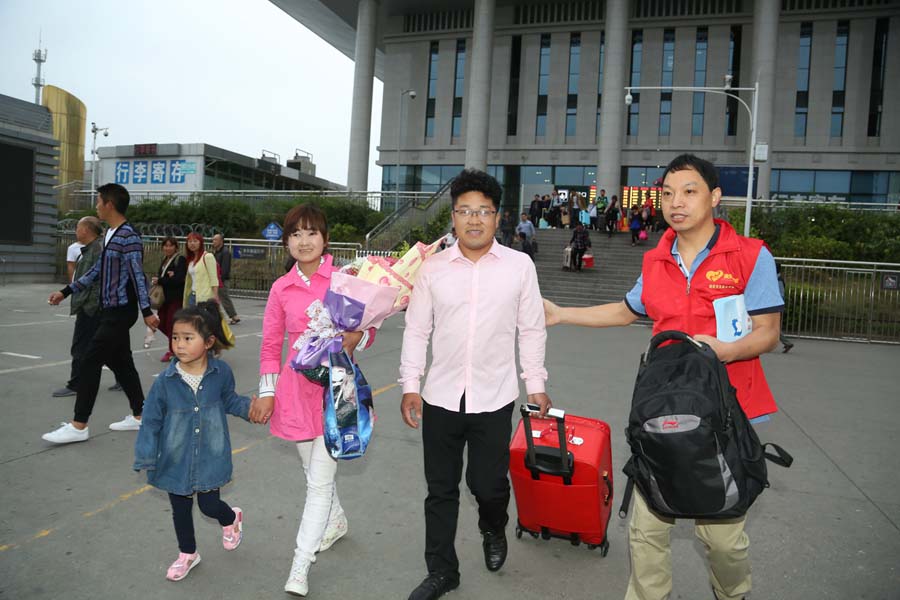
[365, 180, 454, 251]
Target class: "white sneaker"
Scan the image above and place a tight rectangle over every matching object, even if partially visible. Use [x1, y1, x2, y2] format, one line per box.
[317, 512, 348, 552]
[109, 415, 142, 431]
[284, 555, 310, 596]
[42, 422, 89, 444]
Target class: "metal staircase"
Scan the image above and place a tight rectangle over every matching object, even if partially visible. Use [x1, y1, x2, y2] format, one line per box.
[364, 180, 454, 251]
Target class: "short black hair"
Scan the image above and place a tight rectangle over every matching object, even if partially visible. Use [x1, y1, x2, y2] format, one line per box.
[97, 183, 130, 215]
[450, 169, 502, 209]
[663, 154, 719, 191]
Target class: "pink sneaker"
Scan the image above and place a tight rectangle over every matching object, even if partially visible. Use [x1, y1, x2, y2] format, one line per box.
[166, 552, 201, 581]
[223, 507, 243, 550]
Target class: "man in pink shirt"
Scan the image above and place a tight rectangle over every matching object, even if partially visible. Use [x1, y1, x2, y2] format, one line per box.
[400, 169, 552, 600]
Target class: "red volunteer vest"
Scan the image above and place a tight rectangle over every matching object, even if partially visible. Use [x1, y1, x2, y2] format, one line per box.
[640, 220, 778, 419]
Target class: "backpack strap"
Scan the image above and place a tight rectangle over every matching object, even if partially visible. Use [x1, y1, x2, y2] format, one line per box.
[763, 442, 793, 468]
[618, 477, 635, 518]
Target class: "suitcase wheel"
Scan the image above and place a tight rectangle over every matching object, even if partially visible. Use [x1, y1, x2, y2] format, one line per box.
[515, 526, 523, 539]
[587, 539, 610, 557]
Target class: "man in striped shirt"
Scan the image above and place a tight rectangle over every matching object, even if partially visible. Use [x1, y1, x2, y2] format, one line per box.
[44, 183, 159, 445]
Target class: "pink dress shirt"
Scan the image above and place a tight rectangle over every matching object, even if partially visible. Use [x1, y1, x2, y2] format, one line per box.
[400, 240, 548, 414]
[260, 255, 374, 441]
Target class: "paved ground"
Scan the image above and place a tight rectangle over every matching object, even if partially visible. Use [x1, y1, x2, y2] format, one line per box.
[1, 283, 898, 599]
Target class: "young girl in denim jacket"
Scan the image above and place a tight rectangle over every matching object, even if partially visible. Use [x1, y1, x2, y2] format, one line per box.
[134, 301, 255, 581]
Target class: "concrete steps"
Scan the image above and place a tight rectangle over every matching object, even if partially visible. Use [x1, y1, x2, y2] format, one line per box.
[531, 226, 662, 309]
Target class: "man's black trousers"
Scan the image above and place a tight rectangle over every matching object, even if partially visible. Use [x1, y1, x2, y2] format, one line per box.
[421, 396, 513, 577]
[73, 305, 145, 424]
[66, 310, 101, 391]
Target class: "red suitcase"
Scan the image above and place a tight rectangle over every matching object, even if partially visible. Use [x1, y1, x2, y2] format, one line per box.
[509, 405, 613, 555]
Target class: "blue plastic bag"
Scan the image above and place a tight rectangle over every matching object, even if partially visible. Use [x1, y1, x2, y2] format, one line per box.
[323, 351, 374, 460]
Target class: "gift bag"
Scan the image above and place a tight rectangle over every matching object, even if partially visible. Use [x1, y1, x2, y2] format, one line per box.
[323, 351, 374, 460]
[638, 229, 648, 241]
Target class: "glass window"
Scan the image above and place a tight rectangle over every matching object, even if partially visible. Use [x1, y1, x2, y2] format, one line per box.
[535, 114, 547, 137]
[565, 111, 577, 137]
[661, 29, 675, 88]
[487, 165, 505, 184]
[454, 39, 466, 98]
[867, 18, 889, 136]
[538, 34, 551, 95]
[851, 171, 890, 194]
[583, 166, 597, 186]
[382, 165, 395, 188]
[779, 170, 815, 193]
[814, 171, 851, 194]
[420, 165, 442, 187]
[770, 169, 780, 193]
[522, 166, 552, 185]
[554, 166, 583, 185]
[441, 165, 464, 183]
[568, 33, 581, 95]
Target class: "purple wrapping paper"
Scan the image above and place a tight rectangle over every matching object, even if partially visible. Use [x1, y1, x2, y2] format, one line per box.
[323, 290, 365, 332]
[292, 335, 344, 370]
[289, 291, 366, 371]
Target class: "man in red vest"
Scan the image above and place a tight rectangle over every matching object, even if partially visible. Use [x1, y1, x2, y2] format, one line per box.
[544, 154, 784, 600]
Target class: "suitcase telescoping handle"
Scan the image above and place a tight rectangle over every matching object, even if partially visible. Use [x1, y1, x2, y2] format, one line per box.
[520, 404, 574, 485]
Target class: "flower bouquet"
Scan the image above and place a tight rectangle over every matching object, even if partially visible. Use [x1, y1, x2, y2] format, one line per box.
[286, 237, 444, 458]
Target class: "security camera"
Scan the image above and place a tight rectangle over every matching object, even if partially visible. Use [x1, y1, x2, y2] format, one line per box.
[624, 93, 633, 106]
[103, 131, 109, 137]
[724, 74, 733, 90]
[409, 90, 417, 99]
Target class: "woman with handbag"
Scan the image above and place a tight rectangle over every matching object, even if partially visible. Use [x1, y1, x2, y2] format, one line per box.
[183, 233, 219, 306]
[153, 236, 186, 362]
[251, 204, 376, 596]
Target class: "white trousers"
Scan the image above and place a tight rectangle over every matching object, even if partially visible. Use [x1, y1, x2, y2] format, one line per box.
[294, 436, 343, 562]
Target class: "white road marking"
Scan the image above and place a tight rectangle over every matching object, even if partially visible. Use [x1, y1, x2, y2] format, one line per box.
[0, 320, 74, 328]
[1, 352, 42, 360]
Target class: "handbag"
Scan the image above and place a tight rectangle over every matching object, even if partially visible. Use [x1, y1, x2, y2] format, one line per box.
[220, 313, 236, 346]
[639, 229, 648, 241]
[323, 351, 374, 460]
[149, 283, 165, 309]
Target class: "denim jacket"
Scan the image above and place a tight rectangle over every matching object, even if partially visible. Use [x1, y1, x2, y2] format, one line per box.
[133, 356, 251, 495]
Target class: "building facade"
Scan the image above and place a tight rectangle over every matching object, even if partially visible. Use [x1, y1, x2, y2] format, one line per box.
[277, 0, 899, 211]
[0, 94, 59, 282]
[90, 143, 343, 194]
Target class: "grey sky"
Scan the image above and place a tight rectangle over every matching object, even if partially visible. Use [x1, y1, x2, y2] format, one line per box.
[0, 0, 384, 190]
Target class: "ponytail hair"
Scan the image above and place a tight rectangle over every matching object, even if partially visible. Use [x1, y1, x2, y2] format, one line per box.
[172, 300, 234, 353]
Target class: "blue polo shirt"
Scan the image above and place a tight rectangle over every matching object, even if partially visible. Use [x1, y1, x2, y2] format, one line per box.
[624, 225, 784, 423]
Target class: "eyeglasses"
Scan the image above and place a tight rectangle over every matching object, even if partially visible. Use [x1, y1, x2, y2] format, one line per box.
[453, 208, 497, 219]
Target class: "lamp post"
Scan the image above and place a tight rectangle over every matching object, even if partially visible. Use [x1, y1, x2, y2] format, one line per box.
[396, 89, 416, 209]
[90, 121, 109, 192]
[625, 78, 759, 237]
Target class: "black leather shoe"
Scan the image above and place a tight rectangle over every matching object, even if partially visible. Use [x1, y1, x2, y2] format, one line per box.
[52, 387, 76, 398]
[482, 529, 508, 572]
[408, 573, 459, 600]
[108, 383, 123, 392]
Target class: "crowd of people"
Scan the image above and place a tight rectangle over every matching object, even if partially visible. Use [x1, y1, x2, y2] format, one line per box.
[40, 156, 788, 600]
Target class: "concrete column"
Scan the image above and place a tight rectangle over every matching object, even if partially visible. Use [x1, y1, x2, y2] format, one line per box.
[347, 0, 378, 191]
[751, 0, 779, 198]
[596, 0, 628, 197]
[464, 0, 495, 171]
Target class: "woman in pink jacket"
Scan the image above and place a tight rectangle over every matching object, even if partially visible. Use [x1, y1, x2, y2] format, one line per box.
[254, 204, 375, 596]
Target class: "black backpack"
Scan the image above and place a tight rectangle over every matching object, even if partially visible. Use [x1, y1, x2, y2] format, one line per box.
[619, 331, 792, 520]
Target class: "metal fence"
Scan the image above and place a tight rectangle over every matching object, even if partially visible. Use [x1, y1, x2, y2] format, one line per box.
[55, 234, 395, 301]
[52, 234, 900, 343]
[67, 190, 434, 214]
[777, 257, 900, 344]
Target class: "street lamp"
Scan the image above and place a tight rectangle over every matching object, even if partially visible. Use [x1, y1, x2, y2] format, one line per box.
[396, 89, 417, 209]
[624, 78, 759, 237]
[90, 121, 109, 192]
